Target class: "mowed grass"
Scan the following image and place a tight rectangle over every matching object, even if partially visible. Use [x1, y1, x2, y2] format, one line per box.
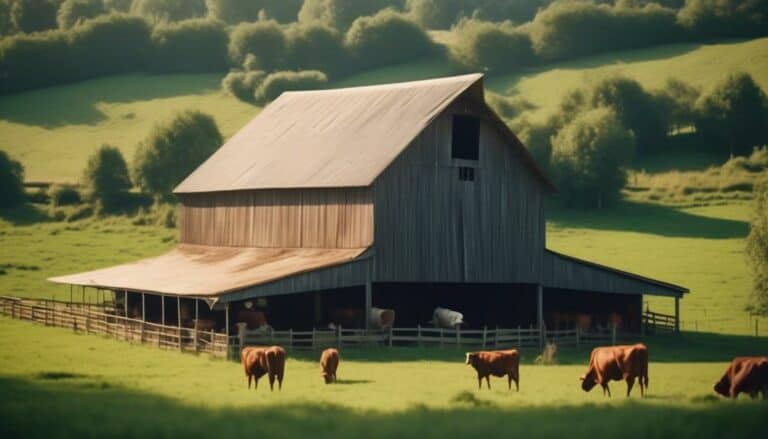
[1, 317, 767, 438]
[486, 38, 768, 123]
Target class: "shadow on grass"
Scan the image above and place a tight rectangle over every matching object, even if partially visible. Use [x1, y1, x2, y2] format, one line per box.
[0, 73, 224, 127]
[0, 204, 51, 226]
[1, 377, 765, 438]
[334, 379, 373, 385]
[547, 201, 748, 239]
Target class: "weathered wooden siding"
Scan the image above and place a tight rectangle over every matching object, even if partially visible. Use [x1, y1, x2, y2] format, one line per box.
[372, 94, 546, 283]
[178, 188, 373, 248]
[542, 251, 684, 297]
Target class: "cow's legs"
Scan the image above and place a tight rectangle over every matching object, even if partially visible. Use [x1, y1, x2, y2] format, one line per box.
[511, 374, 519, 392]
[486, 376, 491, 390]
[269, 373, 276, 391]
[602, 383, 611, 397]
[639, 376, 645, 397]
[477, 375, 482, 390]
[247, 375, 252, 389]
[508, 374, 512, 390]
[625, 376, 635, 397]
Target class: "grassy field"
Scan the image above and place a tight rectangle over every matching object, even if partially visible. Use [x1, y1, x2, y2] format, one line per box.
[486, 38, 768, 124]
[0, 317, 767, 437]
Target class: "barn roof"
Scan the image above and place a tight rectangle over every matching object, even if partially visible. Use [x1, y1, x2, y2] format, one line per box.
[174, 73, 553, 194]
[48, 245, 366, 298]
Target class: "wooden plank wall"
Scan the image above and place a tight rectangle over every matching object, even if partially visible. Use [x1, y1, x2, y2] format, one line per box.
[372, 94, 546, 283]
[178, 188, 373, 248]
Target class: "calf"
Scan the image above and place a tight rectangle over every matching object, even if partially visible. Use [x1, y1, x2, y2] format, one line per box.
[714, 356, 768, 399]
[465, 349, 520, 391]
[320, 348, 340, 384]
[580, 344, 648, 397]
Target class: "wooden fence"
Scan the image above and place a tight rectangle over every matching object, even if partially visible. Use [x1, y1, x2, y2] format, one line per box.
[0, 296, 228, 357]
[643, 310, 677, 334]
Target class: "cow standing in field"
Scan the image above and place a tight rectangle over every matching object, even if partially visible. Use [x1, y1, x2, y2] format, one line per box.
[714, 356, 768, 399]
[241, 345, 287, 391]
[580, 343, 649, 397]
[465, 349, 520, 391]
[320, 348, 340, 384]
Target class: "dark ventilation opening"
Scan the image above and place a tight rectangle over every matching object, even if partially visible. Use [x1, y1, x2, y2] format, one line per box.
[458, 166, 475, 181]
[451, 115, 480, 160]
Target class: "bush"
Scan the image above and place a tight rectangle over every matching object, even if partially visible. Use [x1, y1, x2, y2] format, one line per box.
[48, 184, 82, 206]
[104, 0, 130, 11]
[517, 119, 557, 172]
[129, 0, 206, 22]
[449, 18, 536, 74]
[550, 107, 635, 208]
[530, 1, 683, 61]
[0, 150, 25, 208]
[407, 0, 551, 29]
[27, 187, 49, 204]
[57, 0, 105, 29]
[345, 9, 438, 71]
[285, 23, 347, 77]
[10, 0, 59, 33]
[695, 72, 768, 156]
[66, 204, 94, 221]
[653, 78, 700, 133]
[205, 0, 303, 24]
[133, 110, 223, 198]
[151, 18, 229, 73]
[254, 70, 328, 104]
[677, 0, 768, 39]
[228, 19, 287, 69]
[746, 178, 768, 315]
[82, 144, 131, 209]
[221, 69, 266, 103]
[486, 92, 534, 120]
[299, 0, 403, 31]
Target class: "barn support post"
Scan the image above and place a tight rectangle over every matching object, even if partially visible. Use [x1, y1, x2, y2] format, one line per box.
[69, 285, 72, 306]
[225, 303, 230, 359]
[537, 284, 544, 348]
[140, 293, 146, 343]
[161, 295, 165, 325]
[674, 296, 680, 334]
[194, 299, 199, 353]
[177, 297, 182, 352]
[364, 265, 372, 333]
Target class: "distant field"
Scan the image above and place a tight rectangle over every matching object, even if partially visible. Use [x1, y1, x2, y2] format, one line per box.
[486, 38, 768, 123]
[1, 317, 766, 437]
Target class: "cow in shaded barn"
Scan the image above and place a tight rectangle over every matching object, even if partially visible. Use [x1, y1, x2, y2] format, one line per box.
[241, 345, 287, 391]
[714, 356, 768, 399]
[465, 349, 520, 390]
[320, 348, 340, 384]
[580, 344, 648, 397]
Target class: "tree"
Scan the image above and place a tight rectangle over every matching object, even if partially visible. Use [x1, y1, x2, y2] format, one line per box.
[0, 150, 25, 208]
[298, 0, 400, 31]
[10, 0, 59, 33]
[133, 110, 222, 198]
[695, 72, 768, 156]
[228, 19, 287, 69]
[449, 18, 536, 74]
[205, 0, 303, 24]
[57, 0, 105, 29]
[746, 178, 768, 315]
[129, 0, 206, 22]
[82, 144, 131, 209]
[550, 107, 635, 208]
[254, 70, 327, 104]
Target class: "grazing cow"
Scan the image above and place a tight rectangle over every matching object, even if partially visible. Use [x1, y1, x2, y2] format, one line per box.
[241, 346, 268, 390]
[241, 345, 287, 391]
[465, 349, 520, 391]
[714, 356, 768, 399]
[580, 344, 649, 397]
[320, 348, 340, 384]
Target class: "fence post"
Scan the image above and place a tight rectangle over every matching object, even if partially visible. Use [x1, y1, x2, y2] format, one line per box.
[337, 324, 342, 348]
[494, 326, 499, 348]
[482, 325, 487, 348]
[417, 324, 421, 347]
[85, 312, 90, 335]
[388, 325, 393, 347]
[312, 327, 316, 349]
[456, 326, 461, 346]
[576, 326, 580, 348]
[611, 324, 617, 346]
[518, 326, 522, 348]
[440, 328, 444, 348]
[289, 328, 293, 349]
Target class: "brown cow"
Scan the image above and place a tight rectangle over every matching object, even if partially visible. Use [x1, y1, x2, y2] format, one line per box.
[465, 349, 520, 391]
[241, 345, 287, 391]
[714, 356, 768, 399]
[580, 344, 649, 397]
[264, 346, 286, 391]
[241, 346, 268, 389]
[320, 348, 340, 384]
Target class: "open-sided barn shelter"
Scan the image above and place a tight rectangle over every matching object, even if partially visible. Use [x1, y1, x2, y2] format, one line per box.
[50, 74, 687, 339]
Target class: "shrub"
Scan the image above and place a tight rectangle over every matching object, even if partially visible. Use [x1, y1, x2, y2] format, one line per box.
[82, 144, 131, 209]
[151, 18, 229, 73]
[285, 23, 347, 77]
[746, 178, 768, 315]
[48, 185, 82, 206]
[27, 187, 49, 204]
[57, 0, 105, 29]
[653, 78, 700, 133]
[407, 0, 551, 29]
[205, 0, 303, 24]
[103, 0, 130, 11]
[299, 0, 403, 31]
[449, 18, 536, 74]
[0, 150, 25, 208]
[228, 19, 287, 69]
[133, 110, 223, 198]
[66, 204, 94, 221]
[129, 0, 206, 22]
[517, 119, 557, 172]
[254, 70, 328, 104]
[530, 1, 683, 61]
[486, 92, 534, 120]
[550, 107, 635, 208]
[677, 0, 768, 39]
[695, 72, 768, 156]
[221, 69, 266, 103]
[10, 0, 59, 33]
[345, 9, 438, 71]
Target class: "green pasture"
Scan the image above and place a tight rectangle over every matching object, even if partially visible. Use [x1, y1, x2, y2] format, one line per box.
[486, 38, 768, 124]
[0, 317, 766, 437]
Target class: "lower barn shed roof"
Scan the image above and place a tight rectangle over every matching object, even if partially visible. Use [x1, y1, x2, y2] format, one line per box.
[49, 245, 367, 298]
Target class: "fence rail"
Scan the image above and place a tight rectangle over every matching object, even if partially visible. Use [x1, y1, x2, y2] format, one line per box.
[643, 310, 676, 334]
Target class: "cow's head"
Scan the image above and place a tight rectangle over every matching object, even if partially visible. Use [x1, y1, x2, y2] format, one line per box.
[465, 352, 477, 366]
[322, 372, 333, 384]
[713, 374, 730, 397]
[580, 368, 598, 392]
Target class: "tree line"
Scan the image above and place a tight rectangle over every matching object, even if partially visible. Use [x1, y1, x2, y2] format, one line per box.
[1, 0, 767, 94]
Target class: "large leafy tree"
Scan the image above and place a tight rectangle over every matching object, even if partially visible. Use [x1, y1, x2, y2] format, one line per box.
[82, 144, 131, 209]
[0, 150, 25, 208]
[747, 178, 768, 315]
